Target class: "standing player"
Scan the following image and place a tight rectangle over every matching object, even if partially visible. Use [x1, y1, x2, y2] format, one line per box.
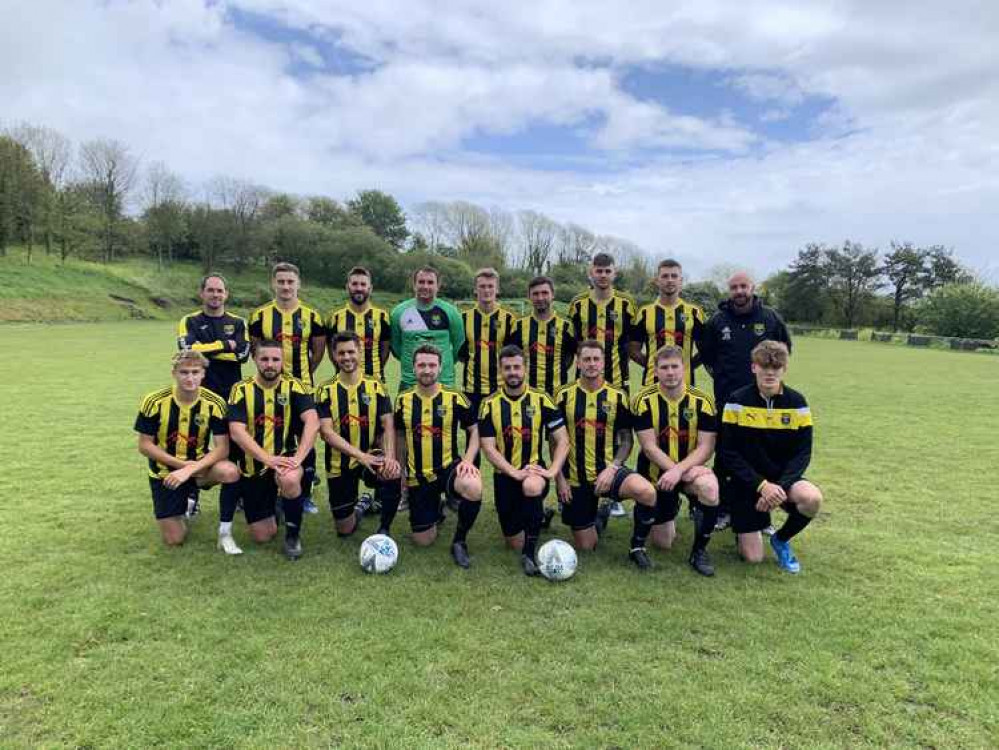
[249, 262, 326, 513]
[395, 345, 483, 568]
[316, 333, 403, 539]
[719, 341, 823, 573]
[327, 266, 391, 383]
[390, 267, 465, 390]
[554, 340, 657, 555]
[176, 274, 250, 398]
[459, 268, 517, 419]
[134, 351, 241, 551]
[227, 340, 319, 560]
[479, 345, 570, 576]
[509, 276, 577, 396]
[632, 346, 721, 576]
[568, 253, 637, 519]
[700, 271, 792, 530]
[629, 259, 704, 388]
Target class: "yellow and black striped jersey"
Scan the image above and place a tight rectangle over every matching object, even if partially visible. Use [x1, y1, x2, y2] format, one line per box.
[460, 305, 517, 395]
[394, 386, 475, 487]
[555, 380, 632, 486]
[631, 299, 704, 386]
[478, 387, 565, 469]
[327, 303, 391, 382]
[315, 376, 392, 477]
[508, 313, 577, 396]
[227, 375, 316, 477]
[248, 301, 326, 388]
[631, 385, 716, 481]
[568, 290, 637, 388]
[134, 387, 228, 479]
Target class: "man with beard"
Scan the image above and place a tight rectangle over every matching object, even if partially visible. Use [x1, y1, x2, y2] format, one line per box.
[629, 259, 704, 388]
[555, 341, 657, 557]
[315, 333, 403, 539]
[227, 341, 319, 560]
[509, 276, 576, 397]
[479, 345, 570, 576]
[632, 346, 720, 576]
[176, 274, 250, 399]
[700, 271, 792, 531]
[327, 266, 391, 383]
[395, 345, 483, 568]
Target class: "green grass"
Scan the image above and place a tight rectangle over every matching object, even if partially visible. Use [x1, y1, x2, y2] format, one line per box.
[1, 325, 996, 748]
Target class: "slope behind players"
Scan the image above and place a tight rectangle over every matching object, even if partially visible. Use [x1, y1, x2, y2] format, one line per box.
[719, 341, 823, 573]
[176, 274, 250, 398]
[632, 345, 720, 575]
[394, 345, 483, 568]
[555, 340, 656, 554]
[316, 332, 402, 539]
[134, 350, 241, 549]
[479, 345, 570, 576]
[227, 341, 319, 560]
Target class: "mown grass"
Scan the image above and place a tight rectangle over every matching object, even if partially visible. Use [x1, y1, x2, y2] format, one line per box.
[0, 323, 996, 748]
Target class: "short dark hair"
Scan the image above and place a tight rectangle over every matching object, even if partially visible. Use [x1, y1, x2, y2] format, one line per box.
[412, 343, 442, 365]
[592, 252, 614, 267]
[528, 275, 554, 292]
[346, 266, 371, 280]
[271, 262, 300, 278]
[412, 266, 440, 283]
[577, 339, 604, 357]
[254, 339, 283, 355]
[199, 273, 228, 291]
[499, 344, 524, 363]
[331, 331, 361, 350]
[657, 259, 682, 273]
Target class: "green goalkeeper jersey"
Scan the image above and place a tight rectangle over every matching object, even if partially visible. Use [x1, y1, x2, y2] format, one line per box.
[390, 298, 465, 389]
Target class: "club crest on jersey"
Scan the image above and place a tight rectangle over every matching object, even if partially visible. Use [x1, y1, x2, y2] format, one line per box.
[754, 323, 766, 336]
[436, 404, 447, 417]
[431, 313, 443, 326]
[525, 406, 536, 418]
[781, 413, 791, 426]
[683, 408, 695, 420]
[607, 310, 617, 322]
[600, 402, 615, 416]
[223, 324, 235, 335]
[360, 393, 371, 405]
[721, 326, 732, 341]
[193, 414, 204, 426]
[276, 393, 288, 406]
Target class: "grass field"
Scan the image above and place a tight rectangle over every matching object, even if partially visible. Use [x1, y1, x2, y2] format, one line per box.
[1, 322, 997, 748]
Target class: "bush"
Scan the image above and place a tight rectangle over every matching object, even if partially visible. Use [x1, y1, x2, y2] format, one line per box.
[917, 283, 999, 339]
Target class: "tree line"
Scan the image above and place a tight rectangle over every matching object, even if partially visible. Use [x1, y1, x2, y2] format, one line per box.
[1, 122, 996, 338]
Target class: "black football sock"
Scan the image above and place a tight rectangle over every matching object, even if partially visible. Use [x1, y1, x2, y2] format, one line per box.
[218, 482, 240, 524]
[630, 502, 656, 549]
[775, 505, 812, 542]
[522, 496, 544, 560]
[283, 494, 304, 540]
[452, 499, 481, 545]
[377, 482, 401, 534]
[691, 502, 719, 553]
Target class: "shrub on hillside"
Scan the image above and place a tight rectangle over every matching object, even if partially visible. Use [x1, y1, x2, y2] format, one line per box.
[917, 282, 999, 339]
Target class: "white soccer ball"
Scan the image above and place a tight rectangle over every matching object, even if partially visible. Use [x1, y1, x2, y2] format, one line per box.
[537, 539, 578, 582]
[359, 534, 398, 574]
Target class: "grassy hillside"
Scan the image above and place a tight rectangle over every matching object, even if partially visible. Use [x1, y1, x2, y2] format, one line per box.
[0, 247, 407, 323]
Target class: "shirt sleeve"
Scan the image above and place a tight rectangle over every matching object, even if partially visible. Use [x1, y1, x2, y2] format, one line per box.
[449, 304, 466, 358]
[378, 310, 391, 343]
[562, 322, 577, 361]
[209, 403, 228, 436]
[177, 316, 196, 350]
[631, 396, 653, 432]
[718, 403, 765, 488]
[227, 387, 247, 425]
[310, 310, 327, 339]
[456, 392, 475, 429]
[697, 396, 717, 433]
[615, 392, 632, 431]
[541, 398, 565, 432]
[248, 309, 262, 340]
[628, 307, 645, 343]
[477, 400, 496, 438]
[314, 385, 331, 420]
[698, 316, 717, 371]
[292, 383, 316, 415]
[133, 401, 159, 436]
[393, 395, 405, 430]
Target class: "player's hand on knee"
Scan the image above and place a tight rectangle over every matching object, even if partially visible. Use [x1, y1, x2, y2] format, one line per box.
[658, 466, 682, 491]
[457, 460, 479, 479]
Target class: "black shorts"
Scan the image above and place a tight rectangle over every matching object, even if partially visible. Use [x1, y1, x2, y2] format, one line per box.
[327, 466, 378, 520]
[240, 474, 279, 524]
[653, 489, 683, 525]
[727, 479, 800, 534]
[149, 477, 196, 520]
[561, 467, 633, 531]
[493, 473, 550, 538]
[408, 461, 461, 533]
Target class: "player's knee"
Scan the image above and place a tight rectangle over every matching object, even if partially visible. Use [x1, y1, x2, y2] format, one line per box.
[162, 531, 186, 547]
[792, 482, 823, 516]
[412, 529, 436, 547]
[626, 476, 656, 507]
[217, 461, 240, 484]
[250, 523, 276, 544]
[651, 525, 675, 550]
[575, 528, 598, 551]
[738, 535, 764, 563]
[278, 474, 302, 498]
[458, 478, 482, 502]
[506, 535, 525, 551]
[522, 475, 545, 497]
[695, 476, 720, 505]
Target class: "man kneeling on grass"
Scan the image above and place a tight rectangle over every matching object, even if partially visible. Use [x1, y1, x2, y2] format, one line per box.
[720, 340, 824, 573]
[135, 350, 241, 551]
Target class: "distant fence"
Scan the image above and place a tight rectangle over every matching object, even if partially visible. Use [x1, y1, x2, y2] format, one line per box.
[787, 325, 998, 353]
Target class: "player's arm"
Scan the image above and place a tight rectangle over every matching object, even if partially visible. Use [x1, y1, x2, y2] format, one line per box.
[777, 420, 812, 491]
[228, 422, 279, 470]
[389, 306, 402, 360]
[718, 410, 767, 492]
[449, 305, 466, 361]
[309, 316, 326, 375]
[544, 425, 570, 480]
[480, 436, 525, 481]
[698, 318, 717, 375]
[674, 430, 716, 475]
[628, 340, 646, 369]
[379, 315, 392, 368]
[690, 310, 704, 371]
[377, 412, 401, 479]
[319, 417, 382, 472]
[177, 316, 226, 355]
[594, 427, 633, 494]
[247, 310, 263, 348]
[460, 423, 480, 468]
[137, 433, 188, 471]
[636, 428, 677, 473]
[166, 430, 229, 488]
[293, 408, 320, 465]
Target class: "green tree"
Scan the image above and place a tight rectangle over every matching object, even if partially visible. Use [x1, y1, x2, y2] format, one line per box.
[307, 196, 363, 230]
[919, 283, 999, 339]
[882, 242, 928, 331]
[824, 241, 882, 328]
[348, 189, 409, 249]
[782, 244, 829, 323]
[0, 135, 46, 258]
[79, 138, 139, 263]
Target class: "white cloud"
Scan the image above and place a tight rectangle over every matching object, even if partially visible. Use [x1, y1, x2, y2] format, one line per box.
[2, 0, 999, 279]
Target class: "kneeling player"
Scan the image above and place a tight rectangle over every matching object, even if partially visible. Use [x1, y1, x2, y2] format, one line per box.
[135, 351, 241, 550]
[555, 340, 656, 555]
[720, 340, 823, 573]
[479, 345, 570, 576]
[632, 345, 720, 575]
[395, 345, 483, 568]
[316, 332, 402, 539]
[227, 340, 319, 560]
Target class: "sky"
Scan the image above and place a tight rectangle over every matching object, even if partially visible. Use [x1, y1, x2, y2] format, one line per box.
[3, 0, 998, 279]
